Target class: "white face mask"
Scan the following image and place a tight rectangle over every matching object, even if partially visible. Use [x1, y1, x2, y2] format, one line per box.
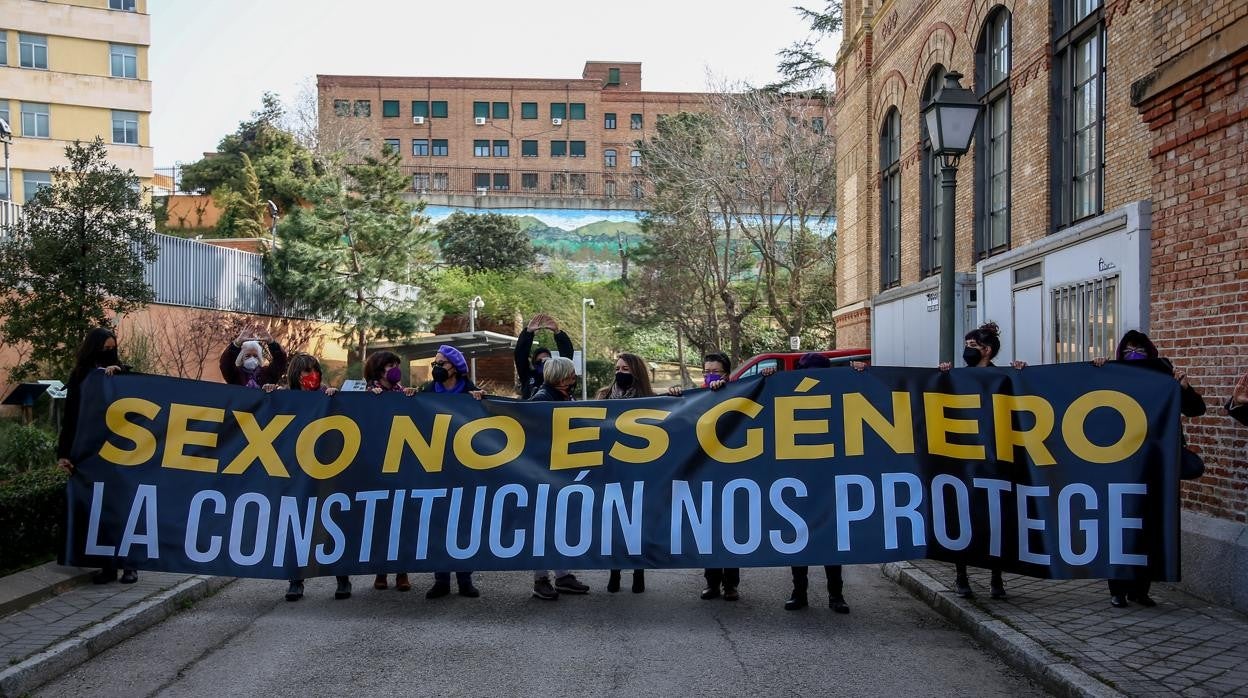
[242, 357, 261, 371]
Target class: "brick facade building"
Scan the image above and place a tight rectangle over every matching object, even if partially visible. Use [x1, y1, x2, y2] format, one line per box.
[834, 0, 1248, 609]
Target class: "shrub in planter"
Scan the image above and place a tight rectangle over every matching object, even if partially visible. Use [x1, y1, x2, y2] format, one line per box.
[0, 467, 68, 575]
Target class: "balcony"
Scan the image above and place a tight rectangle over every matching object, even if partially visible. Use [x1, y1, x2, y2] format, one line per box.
[401, 165, 648, 203]
[1, 200, 20, 233]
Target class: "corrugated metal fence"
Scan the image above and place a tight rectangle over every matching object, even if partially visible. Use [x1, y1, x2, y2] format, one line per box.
[144, 234, 280, 315]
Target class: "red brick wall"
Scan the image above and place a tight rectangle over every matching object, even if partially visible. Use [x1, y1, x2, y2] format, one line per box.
[1141, 47, 1248, 523]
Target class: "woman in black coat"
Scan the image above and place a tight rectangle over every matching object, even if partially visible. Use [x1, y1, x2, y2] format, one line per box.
[219, 328, 287, 388]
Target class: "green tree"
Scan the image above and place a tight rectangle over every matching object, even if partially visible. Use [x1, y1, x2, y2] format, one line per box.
[769, 2, 843, 92]
[180, 92, 317, 213]
[212, 152, 267, 237]
[436, 211, 537, 272]
[264, 150, 435, 366]
[0, 139, 158, 380]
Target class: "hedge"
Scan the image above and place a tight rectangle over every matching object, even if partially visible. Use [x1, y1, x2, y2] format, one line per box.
[0, 467, 68, 575]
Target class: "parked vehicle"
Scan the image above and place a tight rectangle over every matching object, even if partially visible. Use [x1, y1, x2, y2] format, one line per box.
[731, 349, 871, 381]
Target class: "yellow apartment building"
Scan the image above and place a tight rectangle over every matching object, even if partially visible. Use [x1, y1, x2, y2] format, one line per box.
[0, 0, 152, 203]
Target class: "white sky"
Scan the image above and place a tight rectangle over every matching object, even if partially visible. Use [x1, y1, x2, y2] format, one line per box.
[150, 0, 840, 166]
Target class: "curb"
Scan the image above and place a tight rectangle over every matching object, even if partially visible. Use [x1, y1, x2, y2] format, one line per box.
[0, 564, 96, 618]
[0, 575, 234, 697]
[881, 561, 1124, 698]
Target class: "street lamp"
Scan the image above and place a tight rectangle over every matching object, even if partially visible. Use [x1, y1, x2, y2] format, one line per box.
[921, 71, 983, 364]
[467, 295, 484, 382]
[0, 117, 13, 204]
[581, 297, 595, 399]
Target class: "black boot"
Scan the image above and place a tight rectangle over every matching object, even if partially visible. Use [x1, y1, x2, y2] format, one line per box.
[829, 596, 850, 614]
[334, 576, 352, 600]
[607, 570, 621, 593]
[785, 587, 808, 610]
[631, 570, 645, 593]
[285, 580, 304, 601]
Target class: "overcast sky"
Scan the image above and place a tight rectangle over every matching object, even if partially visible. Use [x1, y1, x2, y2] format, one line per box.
[150, 0, 840, 166]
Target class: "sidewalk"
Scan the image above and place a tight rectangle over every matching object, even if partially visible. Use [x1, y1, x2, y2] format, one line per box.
[0, 565, 230, 696]
[885, 560, 1248, 697]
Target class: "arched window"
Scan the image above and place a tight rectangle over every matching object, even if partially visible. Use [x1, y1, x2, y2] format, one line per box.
[604, 148, 617, 168]
[604, 179, 616, 197]
[630, 180, 643, 199]
[975, 7, 1011, 258]
[879, 108, 902, 290]
[919, 65, 947, 278]
[630, 149, 642, 167]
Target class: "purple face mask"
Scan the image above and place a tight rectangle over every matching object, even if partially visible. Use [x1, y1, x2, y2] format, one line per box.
[385, 366, 403, 384]
[1124, 349, 1148, 361]
[703, 372, 723, 386]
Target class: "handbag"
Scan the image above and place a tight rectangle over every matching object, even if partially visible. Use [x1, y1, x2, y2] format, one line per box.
[1180, 446, 1205, 480]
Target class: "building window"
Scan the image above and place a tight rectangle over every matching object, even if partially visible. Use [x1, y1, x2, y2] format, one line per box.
[383, 138, 401, 154]
[569, 173, 586, 193]
[630, 113, 643, 129]
[334, 100, 350, 117]
[109, 0, 137, 10]
[412, 101, 429, 119]
[492, 102, 509, 120]
[432, 172, 449, 190]
[19, 34, 48, 70]
[975, 8, 1012, 259]
[551, 173, 566, 192]
[110, 43, 138, 79]
[630, 181, 643, 199]
[604, 149, 616, 168]
[432, 139, 448, 156]
[919, 65, 947, 278]
[111, 110, 139, 145]
[23, 171, 52, 204]
[474, 140, 490, 157]
[521, 102, 538, 119]
[604, 179, 616, 197]
[521, 140, 538, 157]
[492, 140, 509, 157]
[522, 173, 538, 191]
[608, 67, 621, 85]
[551, 140, 567, 158]
[0, 33, 7, 67]
[551, 103, 567, 121]
[1053, 275, 1118, 363]
[474, 173, 491, 190]
[630, 149, 641, 167]
[570, 141, 586, 158]
[412, 139, 429, 156]
[353, 100, 371, 117]
[21, 102, 50, 139]
[569, 103, 586, 120]
[879, 108, 902, 290]
[811, 116, 825, 134]
[473, 101, 489, 120]
[493, 173, 510, 191]
[382, 100, 400, 118]
[1052, 0, 1105, 229]
[413, 173, 430, 191]
[431, 101, 448, 118]
[604, 113, 616, 129]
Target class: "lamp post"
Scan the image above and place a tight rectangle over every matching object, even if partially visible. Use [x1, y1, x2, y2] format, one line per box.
[467, 295, 484, 383]
[0, 117, 12, 205]
[581, 297, 595, 400]
[920, 71, 984, 364]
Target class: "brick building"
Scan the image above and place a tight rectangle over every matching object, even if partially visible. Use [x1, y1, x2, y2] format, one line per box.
[833, 0, 1247, 609]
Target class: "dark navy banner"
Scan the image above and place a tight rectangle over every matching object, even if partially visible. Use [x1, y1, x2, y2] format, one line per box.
[63, 364, 1182, 581]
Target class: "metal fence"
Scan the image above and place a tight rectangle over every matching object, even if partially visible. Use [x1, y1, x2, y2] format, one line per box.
[144, 233, 280, 315]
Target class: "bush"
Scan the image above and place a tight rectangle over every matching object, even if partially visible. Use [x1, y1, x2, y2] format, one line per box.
[584, 358, 615, 397]
[0, 421, 57, 473]
[0, 467, 68, 575]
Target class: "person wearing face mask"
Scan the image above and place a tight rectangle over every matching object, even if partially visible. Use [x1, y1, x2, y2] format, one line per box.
[667, 352, 743, 601]
[515, 312, 575, 399]
[362, 350, 418, 591]
[527, 356, 592, 600]
[418, 345, 486, 599]
[1093, 330, 1205, 608]
[57, 328, 140, 584]
[220, 328, 287, 388]
[596, 353, 657, 593]
[263, 354, 349, 602]
[937, 322, 1025, 600]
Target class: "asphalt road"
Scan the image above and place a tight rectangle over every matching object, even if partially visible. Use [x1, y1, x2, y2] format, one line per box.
[37, 566, 1047, 697]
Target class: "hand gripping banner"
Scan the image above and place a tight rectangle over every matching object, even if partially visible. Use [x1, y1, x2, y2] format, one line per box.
[63, 364, 1182, 581]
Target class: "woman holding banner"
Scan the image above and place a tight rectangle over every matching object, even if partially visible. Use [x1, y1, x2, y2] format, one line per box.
[57, 328, 140, 585]
[419, 345, 485, 600]
[364, 350, 416, 593]
[219, 328, 287, 388]
[263, 354, 351, 602]
[598, 353, 656, 594]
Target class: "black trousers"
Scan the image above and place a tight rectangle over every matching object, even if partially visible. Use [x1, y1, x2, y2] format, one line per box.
[704, 568, 740, 589]
[955, 563, 1002, 583]
[791, 565, 843, 598]
[1107, 579, 1151, 597]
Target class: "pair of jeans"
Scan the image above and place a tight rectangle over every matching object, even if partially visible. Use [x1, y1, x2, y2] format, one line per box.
[704, 568, 740, 589]
[435, 571, 474, 586]
[791, 565, 843, 598]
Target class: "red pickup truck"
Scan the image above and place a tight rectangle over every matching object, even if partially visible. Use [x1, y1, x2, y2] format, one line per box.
[731, 348, 872, 381]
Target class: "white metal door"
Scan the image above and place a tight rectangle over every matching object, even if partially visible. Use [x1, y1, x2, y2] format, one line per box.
[1012, 285, 1043, 365]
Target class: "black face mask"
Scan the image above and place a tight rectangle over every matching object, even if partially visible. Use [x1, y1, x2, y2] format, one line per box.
[431, 366, 450, 383]
[614, 372, 634, 389]
[962, 347, 983, 366]
[97, 348, 120, 367]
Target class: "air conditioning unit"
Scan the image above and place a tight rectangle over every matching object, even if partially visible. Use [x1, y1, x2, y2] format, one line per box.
[474, 117, 487, 125]
[412, 116, 425, 125]
[551, 118, 563, 126]
[475, 186, 489, 195]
